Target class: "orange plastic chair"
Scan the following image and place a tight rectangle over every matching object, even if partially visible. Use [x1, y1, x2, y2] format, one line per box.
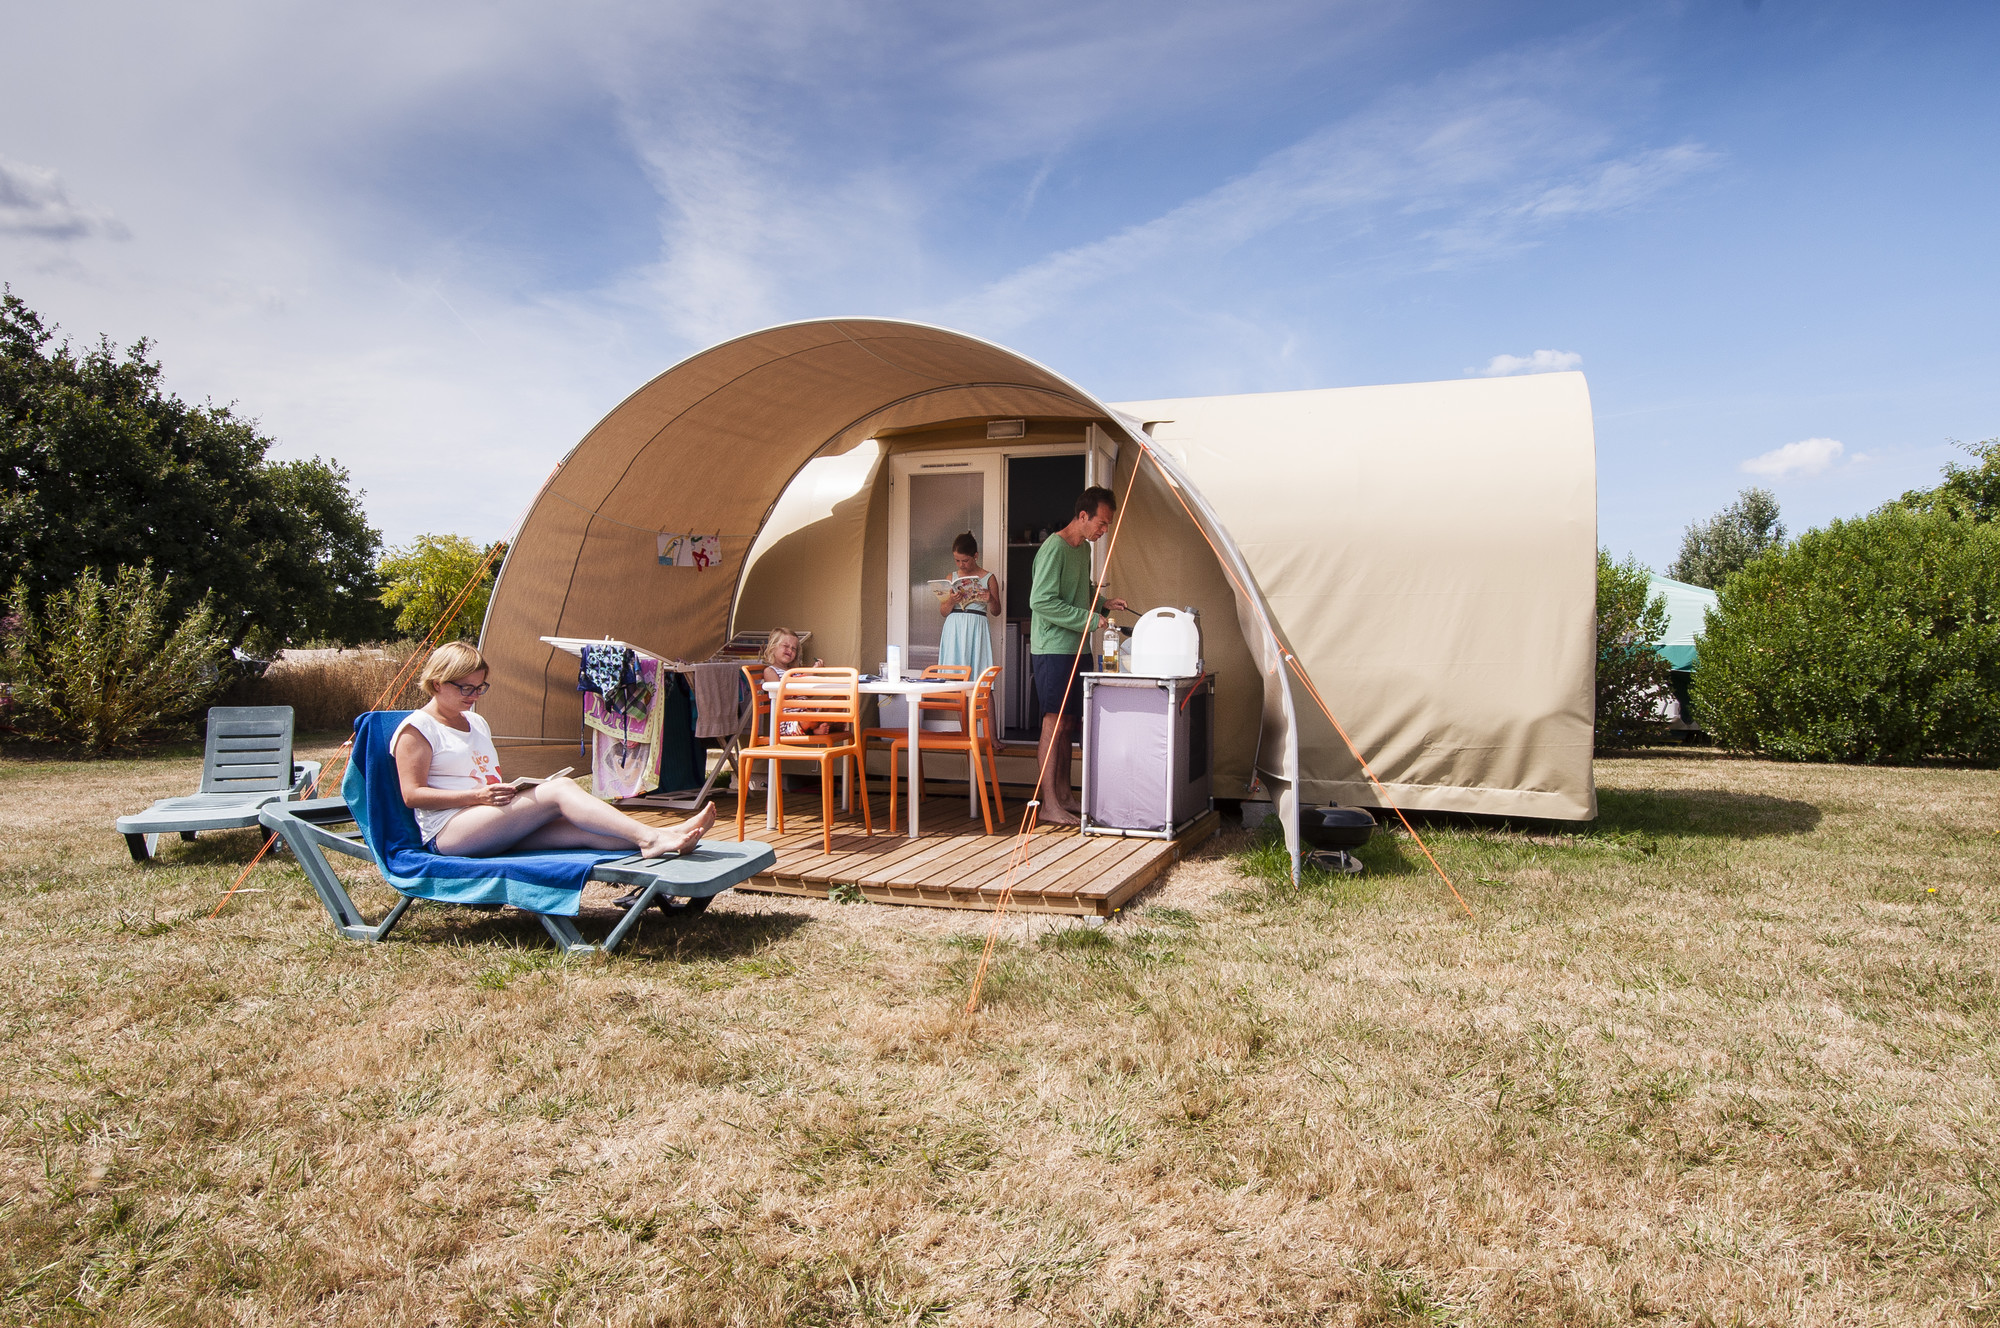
[887, 666, 1004, 835]
[735, 668, 873, 853]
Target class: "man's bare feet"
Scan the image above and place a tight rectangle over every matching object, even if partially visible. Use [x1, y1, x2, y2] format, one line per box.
[1037, 801, 1080, 826]
[640, 802, 716, 857]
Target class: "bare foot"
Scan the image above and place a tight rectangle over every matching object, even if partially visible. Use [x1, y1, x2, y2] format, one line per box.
[640, 802, 716, 857]
[1037, 802, 1080, 826]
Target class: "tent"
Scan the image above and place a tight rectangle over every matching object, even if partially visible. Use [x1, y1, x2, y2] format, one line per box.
[1647, 575, 1719, 671]
[1647, 574, 1719, 735]
[478, 319, 1600, 870]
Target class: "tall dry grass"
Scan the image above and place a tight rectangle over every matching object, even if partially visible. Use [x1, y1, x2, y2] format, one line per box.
[224, 644, 428, 734]
[0, 745, 1993, 1325]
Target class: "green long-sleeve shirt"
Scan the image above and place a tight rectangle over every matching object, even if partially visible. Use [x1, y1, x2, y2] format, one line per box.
[1028, 532, 1105, 656]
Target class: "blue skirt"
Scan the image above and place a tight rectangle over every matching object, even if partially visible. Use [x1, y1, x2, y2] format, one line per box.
[938, 611, 994, 678]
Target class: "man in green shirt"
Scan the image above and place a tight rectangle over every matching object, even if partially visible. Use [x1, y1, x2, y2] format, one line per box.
[1028, 486, 1129, 824]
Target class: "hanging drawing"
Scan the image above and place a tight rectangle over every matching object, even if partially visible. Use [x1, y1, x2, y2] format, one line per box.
[657, 531, 721, 569]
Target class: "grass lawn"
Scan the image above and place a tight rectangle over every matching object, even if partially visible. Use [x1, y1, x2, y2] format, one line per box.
[1, 739, 1994, 1325]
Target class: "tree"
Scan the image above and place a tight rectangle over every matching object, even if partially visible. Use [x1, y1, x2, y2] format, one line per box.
[262, 457, 397, 646]
[1890, 437, 2000, 524]
[2, 563, 227, 751]
[1692, 507, 2000, 764]
[1666, 487, 1785, 589]
[0, 289, 387, 647]
[1596, 550, 1672, 749]
[378, 534, 505, 642]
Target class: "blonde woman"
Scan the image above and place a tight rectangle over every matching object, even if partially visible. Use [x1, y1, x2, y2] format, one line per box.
[392, 642, 714, 857]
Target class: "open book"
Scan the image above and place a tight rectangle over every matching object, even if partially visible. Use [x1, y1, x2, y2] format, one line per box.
[505, 766, 573, 789]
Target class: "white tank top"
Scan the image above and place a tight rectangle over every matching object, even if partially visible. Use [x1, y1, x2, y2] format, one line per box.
[392, 710, 503, 843]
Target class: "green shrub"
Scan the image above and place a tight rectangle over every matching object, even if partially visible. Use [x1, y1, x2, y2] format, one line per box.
[1596, 551, 1671, 749]
[2, 564, 227, 752]
[1692, 507, 2000, 764]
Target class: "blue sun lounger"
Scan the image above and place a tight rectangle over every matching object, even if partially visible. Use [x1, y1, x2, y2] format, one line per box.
[116, 706, 321, 862]
[258, 711, 774, 954]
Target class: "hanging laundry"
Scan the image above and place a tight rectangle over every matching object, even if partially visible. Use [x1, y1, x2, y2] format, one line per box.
[581, 653, 664, 797]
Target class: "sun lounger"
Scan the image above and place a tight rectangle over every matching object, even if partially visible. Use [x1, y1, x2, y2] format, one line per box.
[116, 706, 321, 862]
[258, 711, 772, 954]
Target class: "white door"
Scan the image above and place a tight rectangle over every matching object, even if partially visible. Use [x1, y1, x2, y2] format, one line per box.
[888, 452, 1005, 681]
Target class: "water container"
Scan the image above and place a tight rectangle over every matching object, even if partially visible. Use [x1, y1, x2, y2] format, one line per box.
[1126, 607, 1201, 677]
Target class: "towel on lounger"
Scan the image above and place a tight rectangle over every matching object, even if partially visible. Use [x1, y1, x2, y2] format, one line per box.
[347, 711, 624, 916]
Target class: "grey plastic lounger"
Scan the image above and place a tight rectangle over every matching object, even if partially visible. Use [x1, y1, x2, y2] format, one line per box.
[116, 706, 321, 862]
[259, 797, 773, 955]
[255, 710, 774, 955]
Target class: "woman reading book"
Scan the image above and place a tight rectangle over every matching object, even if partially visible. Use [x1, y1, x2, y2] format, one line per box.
[937, 531, 997, 677]
[392, 642, 714, 857]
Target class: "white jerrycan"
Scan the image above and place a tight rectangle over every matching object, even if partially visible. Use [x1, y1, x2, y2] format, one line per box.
[1126, 607, 1201, 677]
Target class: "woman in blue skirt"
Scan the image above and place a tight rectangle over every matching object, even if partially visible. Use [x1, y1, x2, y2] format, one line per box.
[937, 531, 997, 678]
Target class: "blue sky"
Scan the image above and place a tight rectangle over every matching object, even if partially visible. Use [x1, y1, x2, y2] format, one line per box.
[2, 1, 1995, 568]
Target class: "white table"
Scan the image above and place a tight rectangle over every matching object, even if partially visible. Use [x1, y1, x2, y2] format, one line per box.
[761, 677, 973, 838]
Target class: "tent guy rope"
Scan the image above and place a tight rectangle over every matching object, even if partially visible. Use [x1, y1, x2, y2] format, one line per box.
[964, 431, 1470, 1012]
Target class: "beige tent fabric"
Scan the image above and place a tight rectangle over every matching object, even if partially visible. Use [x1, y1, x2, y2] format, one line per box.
[1114, 373, 1598, 820]
[480, 319, 1596, 831]
[480, 321, 1105, 743]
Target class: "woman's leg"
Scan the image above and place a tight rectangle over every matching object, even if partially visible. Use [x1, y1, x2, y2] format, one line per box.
[434, 777, 714, 858]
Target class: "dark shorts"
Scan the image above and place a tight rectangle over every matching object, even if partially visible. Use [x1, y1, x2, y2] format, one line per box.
[1031, 651, 1096, 721]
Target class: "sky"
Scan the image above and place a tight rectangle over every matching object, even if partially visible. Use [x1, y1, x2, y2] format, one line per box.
[3, 0, 1997, 569]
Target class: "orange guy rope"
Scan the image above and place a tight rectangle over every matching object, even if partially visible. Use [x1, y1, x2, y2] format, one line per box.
[965, 462, 1142, 1014]
[1131, 439, 1470, 918]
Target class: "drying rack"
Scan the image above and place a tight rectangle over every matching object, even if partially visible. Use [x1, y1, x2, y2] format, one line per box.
[540, 635, 744, 812]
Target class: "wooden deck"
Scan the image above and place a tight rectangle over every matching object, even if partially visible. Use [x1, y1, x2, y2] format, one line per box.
[633, 791, 1218, 917]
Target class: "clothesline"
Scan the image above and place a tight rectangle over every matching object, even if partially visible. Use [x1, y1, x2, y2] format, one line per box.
[538, 487, 761, 540]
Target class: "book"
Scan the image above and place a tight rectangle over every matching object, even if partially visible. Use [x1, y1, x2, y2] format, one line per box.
[506, 766, 573, 789]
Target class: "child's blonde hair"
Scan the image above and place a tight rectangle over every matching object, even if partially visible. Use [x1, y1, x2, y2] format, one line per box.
[760, 628, 802, 667]
[419, 641, 488, 695]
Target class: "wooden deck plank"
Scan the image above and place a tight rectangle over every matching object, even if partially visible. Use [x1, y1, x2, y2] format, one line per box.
[793, 832, 950, 884]
[850, 833, 996, 888]
[897, 834, 1034, 890]
[998, 838, 1143, 901]
[644, 784, 1203, 915]
[1068, 814, 1220, 916]
[973, 833, 1107, 898]
[1031, 837, 1156, 900]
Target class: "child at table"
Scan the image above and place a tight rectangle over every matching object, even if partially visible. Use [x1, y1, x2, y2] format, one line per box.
[761, 627, 835, 736]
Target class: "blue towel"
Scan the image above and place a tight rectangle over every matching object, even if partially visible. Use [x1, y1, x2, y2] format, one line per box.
[347, 711, 624, 916]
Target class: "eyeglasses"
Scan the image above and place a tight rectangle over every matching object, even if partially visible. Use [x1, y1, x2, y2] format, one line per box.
[444, 681, 491, 698]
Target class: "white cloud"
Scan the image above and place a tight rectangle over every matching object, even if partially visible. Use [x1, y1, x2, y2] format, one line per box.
[1471, 349, 1582, 376]
[1741, 436, 1845, 479]
[944, 48, 1711, 334]
[0, 158, 128, 241]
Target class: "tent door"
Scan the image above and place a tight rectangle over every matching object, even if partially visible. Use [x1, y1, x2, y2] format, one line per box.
[887, 452, 1005, 746]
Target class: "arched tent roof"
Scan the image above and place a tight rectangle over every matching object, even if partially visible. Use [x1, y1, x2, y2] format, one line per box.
[482, 318, 1599, 862]
[479, 318, 1303, 835]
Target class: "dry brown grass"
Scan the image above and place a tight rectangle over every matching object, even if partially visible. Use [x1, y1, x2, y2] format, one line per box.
[224, 647, 427, 734]
[0, 743, 1994, 1325]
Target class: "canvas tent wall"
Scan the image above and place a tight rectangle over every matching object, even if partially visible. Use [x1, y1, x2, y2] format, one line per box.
[1647, 575, 1719, 671]
[479, 319, 1599, 849]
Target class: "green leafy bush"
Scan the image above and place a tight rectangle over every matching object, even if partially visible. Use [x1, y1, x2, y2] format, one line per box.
[1692, 508, 2000, 764]
[1596, 551, 1671, 749]
[2, 564, 227, 752]
[378, 534, 505, 641]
